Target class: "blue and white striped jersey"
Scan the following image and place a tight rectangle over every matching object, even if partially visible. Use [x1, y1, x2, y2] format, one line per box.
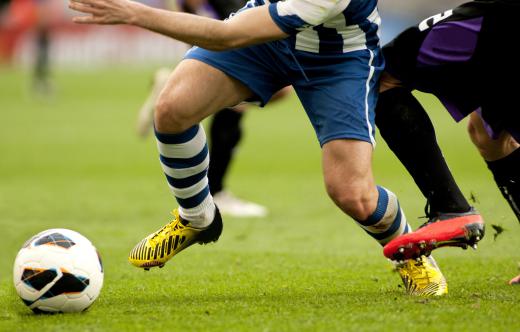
[241, 0, 381, 55]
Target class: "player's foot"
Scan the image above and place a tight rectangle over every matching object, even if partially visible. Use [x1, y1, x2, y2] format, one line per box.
[128, 208, 223, 269]
[136, 67, 170, 138]
[396, 256, 448, 296]
[213, 190, 268, 218]
[384, 208, 485, 261]
[509, 274, 520, 285]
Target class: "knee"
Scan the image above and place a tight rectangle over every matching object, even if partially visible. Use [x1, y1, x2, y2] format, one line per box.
[467, 114, 517, 160]
[467, 116, 484, 149]
[467, 121, 494, 160]
[154, 90, 193, 134]
[325, 179, 377, 221]
[378, 72, 402, 93]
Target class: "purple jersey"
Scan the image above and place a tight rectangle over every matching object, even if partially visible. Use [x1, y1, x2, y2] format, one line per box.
[383, 0, 520, 141]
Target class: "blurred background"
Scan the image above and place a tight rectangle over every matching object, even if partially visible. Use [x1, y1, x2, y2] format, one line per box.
[0, 0, 467, 71]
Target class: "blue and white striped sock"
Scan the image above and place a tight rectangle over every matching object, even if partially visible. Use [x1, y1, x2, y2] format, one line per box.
[356, 186, 411, 246]
[155, 124, 214, 228]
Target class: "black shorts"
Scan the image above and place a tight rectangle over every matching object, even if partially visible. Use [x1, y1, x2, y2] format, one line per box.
[383, 0, 520, 140]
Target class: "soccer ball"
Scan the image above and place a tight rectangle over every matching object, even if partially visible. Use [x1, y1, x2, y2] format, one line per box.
[13, 229, 104, 313]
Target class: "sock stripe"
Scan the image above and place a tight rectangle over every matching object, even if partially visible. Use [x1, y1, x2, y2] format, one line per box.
[356, 186, 411, 246]
[155, 124, 214, 227]
[362, 186, 389, 226]
[380, 214, 408, 244]
[165, 170, 207, 189]
[157, 126, 206, 159]
[170, 177, 208, 199]
[160, 144, 209, 169]
[176, 185, 211, 209]
[365, 204, 402, 240]
[161, 154, 210, 179]
[155, 124, 199, 144]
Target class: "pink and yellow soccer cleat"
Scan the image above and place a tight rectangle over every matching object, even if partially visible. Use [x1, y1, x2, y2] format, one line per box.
[384, 208, 485, 261]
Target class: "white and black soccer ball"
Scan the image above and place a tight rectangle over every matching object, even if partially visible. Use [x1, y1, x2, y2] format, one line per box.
[13, 229, 104, 313]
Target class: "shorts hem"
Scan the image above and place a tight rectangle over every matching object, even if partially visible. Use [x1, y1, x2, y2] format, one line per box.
[184, 52, 270, 107]
[319, 133, 375, 148]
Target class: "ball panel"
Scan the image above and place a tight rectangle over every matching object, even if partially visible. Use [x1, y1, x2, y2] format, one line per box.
[22, 267, 58, 291]
[40, 269, 90, 300]
[34, 232, 76, 249]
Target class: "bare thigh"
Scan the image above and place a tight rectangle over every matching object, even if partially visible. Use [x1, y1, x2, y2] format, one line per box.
[155, 59, 255, 133]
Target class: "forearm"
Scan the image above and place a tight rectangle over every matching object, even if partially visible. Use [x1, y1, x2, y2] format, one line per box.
[132, 5, 226, 50]
[70, 0, 287, 50]
[133, 3, 287, 51]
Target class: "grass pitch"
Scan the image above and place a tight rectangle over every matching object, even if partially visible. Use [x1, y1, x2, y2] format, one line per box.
[0, 68, 519, 331]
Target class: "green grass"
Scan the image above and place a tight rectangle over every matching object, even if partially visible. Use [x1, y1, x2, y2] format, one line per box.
[0, 67, 519, 331]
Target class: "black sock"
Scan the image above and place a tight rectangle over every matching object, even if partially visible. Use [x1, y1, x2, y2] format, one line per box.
[486, 148, 520, 222]
[375, 88, 471, 216]
[208, 108, 243, 195]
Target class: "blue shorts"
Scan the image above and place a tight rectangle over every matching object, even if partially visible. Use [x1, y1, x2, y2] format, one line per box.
[185, 40, 383, 146]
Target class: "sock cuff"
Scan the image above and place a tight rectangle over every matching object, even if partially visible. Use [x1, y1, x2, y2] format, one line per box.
[154, 124, 200, 144]
[179, 194, 215, 227]
[359, 186, 394, 226]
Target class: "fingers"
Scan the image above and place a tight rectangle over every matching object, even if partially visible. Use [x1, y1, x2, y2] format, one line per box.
[68, 0, 130, 25]
[70, 0, 106, 8]
[69, 1, 105, 16]
[69, 0, 111, 25]
[72, 15, 100, 24]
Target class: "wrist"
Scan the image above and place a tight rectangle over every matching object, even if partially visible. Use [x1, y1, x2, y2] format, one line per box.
[127, 1, 147, 26]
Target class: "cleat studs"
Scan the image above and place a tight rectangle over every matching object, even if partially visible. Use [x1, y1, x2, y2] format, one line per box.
[472, 244, 478, 250]
[461, 244, 468, 250]
[144, 268, 150, 271]
[475, 236, 480, 241]
[419, 242, 426, 249]
[159, 264, 165, 269]
[398, 247, 405, 253]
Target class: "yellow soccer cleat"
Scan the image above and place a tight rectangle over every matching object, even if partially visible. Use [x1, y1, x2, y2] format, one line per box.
[129, 208, 223, 270]
[396, 255, 448, 296]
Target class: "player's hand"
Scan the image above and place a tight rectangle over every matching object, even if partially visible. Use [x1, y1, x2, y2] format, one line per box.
[68, 0, 140, 25]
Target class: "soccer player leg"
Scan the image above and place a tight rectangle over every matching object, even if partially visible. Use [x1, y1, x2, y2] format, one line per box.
[295, 50, 446, 296]
[129, 59, 254, 269]
[295, 50, 411, 246]
[322, 139, 409, 244]
[468, 112, 520, 222]
[376, 13, 475, 218]
[377, 76, 471, 216]
[320, 136, 446, 296]
[467, 113, 520, 287]
[377, 15, 486, 259]
[377, 83, 484, 260]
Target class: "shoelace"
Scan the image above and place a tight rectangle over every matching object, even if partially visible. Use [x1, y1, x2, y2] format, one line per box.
[149, 214, 184, 246]
[417, 197, 440, 229]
